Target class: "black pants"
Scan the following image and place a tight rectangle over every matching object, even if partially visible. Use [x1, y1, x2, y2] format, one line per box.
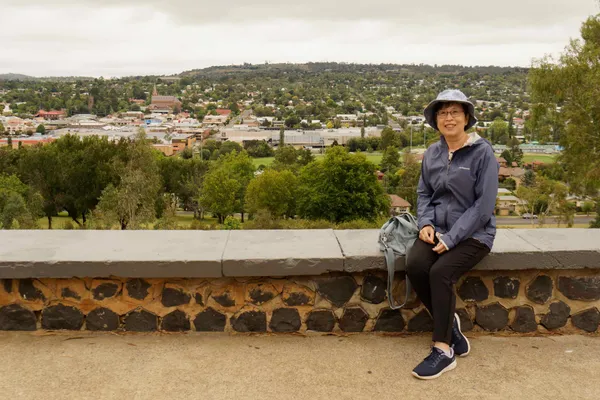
[405, 237, 490, 344]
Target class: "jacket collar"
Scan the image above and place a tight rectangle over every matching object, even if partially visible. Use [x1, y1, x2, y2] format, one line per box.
[440, 132, 482, 151]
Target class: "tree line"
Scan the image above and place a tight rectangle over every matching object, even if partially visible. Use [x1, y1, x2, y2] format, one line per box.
[0, 130, 392, 229]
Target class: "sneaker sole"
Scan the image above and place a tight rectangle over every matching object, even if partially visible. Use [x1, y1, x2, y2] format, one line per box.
[411, 359, 457, 380]
[454, 313, 470, 358]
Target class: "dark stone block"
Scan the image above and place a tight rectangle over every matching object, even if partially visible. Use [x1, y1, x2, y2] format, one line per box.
[126, 279, 152, 301]
[526, 275, 553, 304]
[194, 308, 226, 332]
[269, 308, 301, 332]
[0, 304, 37, 331]
[456, 308, 473, 332]
[161, 310, 190, 332]
[493, 276, 520, 299]
[212, 293, 235, 307]
[123, 310, 157, 332]
[558, 276, 600, 301]
[92, 283, 119, 300]
[86, 308, 119, 331]
[19, 279, 45, 301]
[317, 276, 358, 308]
[195, 293, 204, 306]
[571, 308, 600, 333]
[306, 310, 336, 332]
[61, 288, 81, 300]
[373, 309, 405, 332]
[510, 306, 538, 333]
[42, 304, 84, 330]
[231, 311, 267, 332]
[2, 279, 12, 293]
[541, 301, 571, 330]
[283, 292, 310, 306]
[457, 277, 489, 302]
[408, 309, 434, 332]
[476, 303, 508, 331]
[361, 275, 386, 304]
[161, 288, 191, 307]
[249, 288, 275, 305]
[339, 307, 368, 332]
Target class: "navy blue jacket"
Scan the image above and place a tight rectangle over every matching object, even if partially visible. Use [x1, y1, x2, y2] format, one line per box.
[417, 133, 499, 250]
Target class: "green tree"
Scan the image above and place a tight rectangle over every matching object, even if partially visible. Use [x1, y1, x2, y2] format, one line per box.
[36, 124, 46, 134]
[94, 130, 161, 229]
[279, 126, 285, 146]
[296, 146, 389, 222]
[500, 149, 513, 166]
[487, 118, 509, 144]
[0, 174, 43, 229]
[380, 146, 400, 173]
[582, 201, 595, 216]
[516, 176, 567, 226]
[507, 137, 523, 166]
[272, 145, 300, 172]
[361, 126, 365, 138]
[18, 144, 64, 228]
[214, 150, 255, 222]
[0, 122, 5, 135]
[198, 166, 240, 224]
[529, 14, 600, 193]
[395, 152, 421, 213]
[590, 199, 600, 228]
[523, 169, 536, 187]
[507, 112, 515, 138]
[380, 126, 401, 150]
[245, 169, 297, 218]
[217, 141, 242, 157]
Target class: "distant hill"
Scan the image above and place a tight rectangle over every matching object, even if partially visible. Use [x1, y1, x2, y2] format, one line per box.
[0, 73, 37, 81]
[178, 62, 528, 78]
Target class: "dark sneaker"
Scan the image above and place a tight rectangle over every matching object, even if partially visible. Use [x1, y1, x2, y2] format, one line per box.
[451, 313, 471, 357]
[411, 347, 457, 380]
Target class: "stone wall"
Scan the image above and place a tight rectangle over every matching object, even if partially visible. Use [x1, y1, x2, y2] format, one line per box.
[2, 269, 599, 333]
[1, 229, 599, 334]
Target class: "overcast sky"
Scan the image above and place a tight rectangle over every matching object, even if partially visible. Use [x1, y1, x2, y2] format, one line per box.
[1, 0, 598, 77]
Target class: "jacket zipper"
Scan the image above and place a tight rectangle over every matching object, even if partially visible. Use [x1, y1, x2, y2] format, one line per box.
[444, 145, 469, 232]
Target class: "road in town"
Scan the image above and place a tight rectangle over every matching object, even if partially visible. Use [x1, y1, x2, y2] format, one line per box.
[496, 215, 594, 226]
[1, 332, 598, 400]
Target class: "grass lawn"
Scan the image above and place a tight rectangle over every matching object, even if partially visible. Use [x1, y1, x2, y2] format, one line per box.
[252, 152, 383, 168]
[521, 154, 557, 164]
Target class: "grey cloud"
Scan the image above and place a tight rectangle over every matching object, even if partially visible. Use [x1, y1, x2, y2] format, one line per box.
[3, 0, 597, 26]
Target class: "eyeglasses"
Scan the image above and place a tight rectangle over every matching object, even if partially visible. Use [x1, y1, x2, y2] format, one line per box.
[436, 110, 464, 119]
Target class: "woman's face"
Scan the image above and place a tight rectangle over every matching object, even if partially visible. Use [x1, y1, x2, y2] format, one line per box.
[436, 102, 467, 139]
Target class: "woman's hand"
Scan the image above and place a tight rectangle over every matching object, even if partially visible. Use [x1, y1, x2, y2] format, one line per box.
[419, 226, 435, 244]
[432, 242, 448, 254]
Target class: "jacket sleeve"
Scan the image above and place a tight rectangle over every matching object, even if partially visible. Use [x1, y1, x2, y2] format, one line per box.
[441, 146, 499, 249]
[417, 154, 435, 230]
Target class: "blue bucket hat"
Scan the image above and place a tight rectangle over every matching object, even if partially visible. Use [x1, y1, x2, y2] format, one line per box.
[424, 89, 477, 131]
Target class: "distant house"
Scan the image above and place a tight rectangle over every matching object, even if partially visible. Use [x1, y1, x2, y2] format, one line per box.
[171, 134, 196, 152]
[496, 195, 524, 216]
[202, 115, 228, 126]
[215, 109, 232, 117]
[36, 109, 66, 120]
[389, 195, 411, 215]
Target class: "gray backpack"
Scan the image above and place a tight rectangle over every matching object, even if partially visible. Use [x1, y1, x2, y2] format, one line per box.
[378, 213, 419, 309]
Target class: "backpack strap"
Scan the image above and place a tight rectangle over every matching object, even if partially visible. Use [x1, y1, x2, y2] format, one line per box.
[383, 243, 412, 310]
